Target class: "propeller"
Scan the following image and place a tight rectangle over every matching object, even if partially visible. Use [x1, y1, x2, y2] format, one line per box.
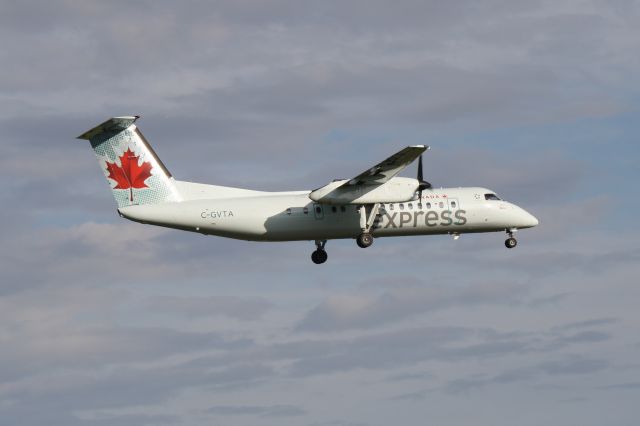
[416, 154, 431, 200]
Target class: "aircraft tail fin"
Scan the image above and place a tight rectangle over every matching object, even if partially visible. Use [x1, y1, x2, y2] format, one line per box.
[77, 116, 181, 208]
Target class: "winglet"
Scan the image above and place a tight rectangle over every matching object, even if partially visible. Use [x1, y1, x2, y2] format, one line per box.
[77, 116, 140, 140]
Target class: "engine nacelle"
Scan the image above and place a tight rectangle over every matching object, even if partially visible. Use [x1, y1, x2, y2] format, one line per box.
[309, 177, 419, 205]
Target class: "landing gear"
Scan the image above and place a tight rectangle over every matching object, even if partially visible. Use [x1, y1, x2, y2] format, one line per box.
[311, 240, 328, 264]
[311, 250, 328, 264]
[505, 237, 517, 249]
[356, 203, 379, 249]
[356, 232, 374, 248]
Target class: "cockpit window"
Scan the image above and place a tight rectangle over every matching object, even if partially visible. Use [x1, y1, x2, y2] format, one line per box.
[484, 193, 501, 201]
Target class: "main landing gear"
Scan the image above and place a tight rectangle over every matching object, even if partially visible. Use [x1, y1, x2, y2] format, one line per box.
[356, 232, 374, 248]
[355, 203, 380, 249]
[505, 229, 518, 249]
[311, 240, 328, 264]
[309, 204, 378, 262]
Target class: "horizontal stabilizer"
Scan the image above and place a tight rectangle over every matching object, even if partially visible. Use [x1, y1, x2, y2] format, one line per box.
[77, 116, 140, 140]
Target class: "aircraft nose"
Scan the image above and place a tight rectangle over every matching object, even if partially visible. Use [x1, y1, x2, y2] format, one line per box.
[520, 209, 539, 228]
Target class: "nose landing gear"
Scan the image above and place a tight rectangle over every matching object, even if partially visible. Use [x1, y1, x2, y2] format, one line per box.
[505, 229, 517, 249]
[311, 239, 328, 264]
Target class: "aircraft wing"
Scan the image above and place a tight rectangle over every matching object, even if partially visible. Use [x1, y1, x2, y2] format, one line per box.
[309, 145, 429, 204]
[345, 145, 428, 186]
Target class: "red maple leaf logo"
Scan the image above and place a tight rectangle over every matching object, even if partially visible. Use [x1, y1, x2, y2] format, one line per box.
[105, 148, 153, 202]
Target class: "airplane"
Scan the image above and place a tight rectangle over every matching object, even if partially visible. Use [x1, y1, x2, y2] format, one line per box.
[78, 116, 538, 264]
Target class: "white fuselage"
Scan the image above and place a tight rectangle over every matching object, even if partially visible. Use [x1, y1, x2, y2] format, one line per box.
[118, 185, 538, 242]
[76, 117, 537, 262]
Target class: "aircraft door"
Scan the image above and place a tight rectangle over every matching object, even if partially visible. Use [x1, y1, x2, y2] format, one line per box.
[313, 203, 324, 220]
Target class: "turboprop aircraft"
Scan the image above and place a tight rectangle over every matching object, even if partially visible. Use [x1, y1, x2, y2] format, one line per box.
[78, 116, 538, 264]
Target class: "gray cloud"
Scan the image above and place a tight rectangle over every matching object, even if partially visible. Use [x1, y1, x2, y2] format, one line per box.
[554, 318, 619, 331]
[443, 355, 608, 394]
[77, 414, 179, 426]
[0, 362, 274, 426]
[0, 407, 178, 426]
[0, 322, 251, 382]
[537, 357, 608, 375]
[206, 404, 306, 417]
[242, 322, 609, 378]
[146, 295, 272, 320]
[598, 382, 640, 391]
[385, 370, 435, 382]
[296, 281, 525, 332]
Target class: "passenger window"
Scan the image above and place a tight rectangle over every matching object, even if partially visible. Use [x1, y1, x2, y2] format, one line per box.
[331, 206, 337, 213]
[315, 206, 322, 214]
[426, 202, 431, 209]
[390, 204, 395, 211]
[286, 208, 292, 215]
[408, 203, 413, 210]
[340, 205, 346, 212]
[303, 207, 309, 214]
[417, 203, 423, 209]
[484, 193, 501, 201]
[451, 201, 456, 208]
[399, 203, 405, 210]
[439, 202, 444, 208]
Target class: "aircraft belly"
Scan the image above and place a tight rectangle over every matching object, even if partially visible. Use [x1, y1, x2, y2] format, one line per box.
[263, 213, 358, 241]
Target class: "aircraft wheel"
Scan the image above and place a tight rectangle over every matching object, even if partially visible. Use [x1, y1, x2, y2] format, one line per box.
[311, 249, 328, 264]
[356, 233, 374, 248]
[505, 237, 517, 249]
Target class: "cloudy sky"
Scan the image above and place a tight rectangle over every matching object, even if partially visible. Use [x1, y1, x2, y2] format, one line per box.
[1, 0, 639, 425]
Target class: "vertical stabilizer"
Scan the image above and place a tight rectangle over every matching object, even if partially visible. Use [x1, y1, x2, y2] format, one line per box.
[77, 116, 181, 208]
